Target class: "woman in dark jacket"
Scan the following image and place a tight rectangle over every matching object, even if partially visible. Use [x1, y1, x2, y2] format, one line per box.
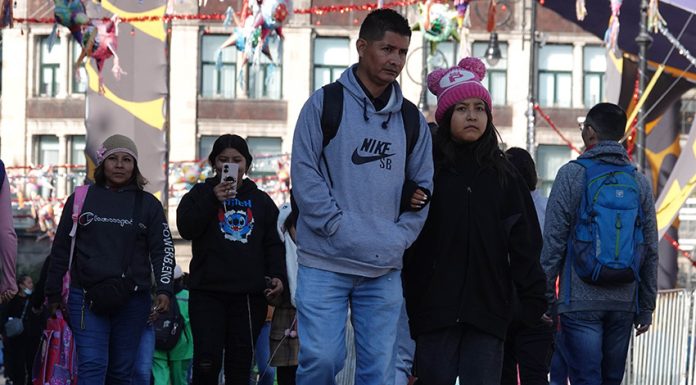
[45, 134, 174, 385]
[176, 134, 285, 385]
[403, 57, 547, 385]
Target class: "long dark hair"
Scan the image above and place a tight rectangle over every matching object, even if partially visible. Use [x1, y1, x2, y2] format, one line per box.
[434, 104, 514, 185]
[94, 162, 148, 190]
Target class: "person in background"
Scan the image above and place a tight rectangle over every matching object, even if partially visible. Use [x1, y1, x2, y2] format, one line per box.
[0, 159, 17, 304]
[2, 275, 42, 385]
[403, 57, 547, 385]
[177, 134, 285, 385]
[45, 134, 174, 385]
[500, 147, 554, 385]
[153, 265, 193, 385]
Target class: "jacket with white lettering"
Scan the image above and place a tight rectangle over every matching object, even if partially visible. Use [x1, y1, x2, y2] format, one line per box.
[45, 184, 175, 304]
[176, 177, 285, 294]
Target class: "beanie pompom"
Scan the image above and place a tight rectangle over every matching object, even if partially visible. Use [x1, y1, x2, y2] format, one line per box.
[427, 68, 448, 96]
[458, 57, 487, 81]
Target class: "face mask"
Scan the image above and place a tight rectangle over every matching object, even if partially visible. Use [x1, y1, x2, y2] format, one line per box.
[23, 288, 32, 296]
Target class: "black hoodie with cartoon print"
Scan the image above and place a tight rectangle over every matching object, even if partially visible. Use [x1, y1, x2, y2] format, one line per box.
[176, 177, 285, 294]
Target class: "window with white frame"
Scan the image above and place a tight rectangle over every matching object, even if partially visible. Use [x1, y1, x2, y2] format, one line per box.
[473, 41, 508, 106]
[71, 42, 88, 94]
[245, 35, 282, 99]
[583, 46, 606, 107]
[198, 135, 218, 161]
[38, 37, 62, 97]
[313, 37, 350, 91]
[536, 144, 573, 197]
[200, 35, 237, 98]
[68, 135, 86, 190]
[247, 136, 282, 176]
[680, 93, 696, 135]
[426, 41, 459, 106]
[538, 45, 573, 108]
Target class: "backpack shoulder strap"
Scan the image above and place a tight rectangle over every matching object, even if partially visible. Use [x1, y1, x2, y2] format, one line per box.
[69, 185, 90, 239]
[321, 82, 345, 148]
[400, 98, 420, 157]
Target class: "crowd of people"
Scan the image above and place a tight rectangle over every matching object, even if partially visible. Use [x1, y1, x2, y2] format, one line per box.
[0, 7, 659, 385]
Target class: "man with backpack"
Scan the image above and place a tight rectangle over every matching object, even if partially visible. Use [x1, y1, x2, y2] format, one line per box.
[290, 8, 433, 385]
[541, 102, 658, 385]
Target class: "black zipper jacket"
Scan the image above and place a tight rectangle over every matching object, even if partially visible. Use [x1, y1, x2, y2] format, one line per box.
[176, 177, 285, 294]
[403, 147, 546, 340]
[46, 184, 175, 304]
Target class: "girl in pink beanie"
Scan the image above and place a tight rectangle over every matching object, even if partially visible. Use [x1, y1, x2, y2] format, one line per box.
[402, 57, 547, 385]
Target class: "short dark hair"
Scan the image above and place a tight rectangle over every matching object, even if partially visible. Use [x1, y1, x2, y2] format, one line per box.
[94, 161, 148, 190]
[505, 147, 538, 191]
[359, 8, 411, 42]
[585, 102, 627, 141]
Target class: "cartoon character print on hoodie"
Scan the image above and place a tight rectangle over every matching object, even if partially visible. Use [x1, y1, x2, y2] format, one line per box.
[219, 199, 254, 243]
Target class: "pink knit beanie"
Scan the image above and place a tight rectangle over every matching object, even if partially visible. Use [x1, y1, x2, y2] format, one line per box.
[427, 57, 492, 125]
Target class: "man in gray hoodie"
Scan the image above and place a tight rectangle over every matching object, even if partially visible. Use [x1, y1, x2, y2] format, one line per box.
[541, 102, 658, 385]
[290, 8, 433, 385]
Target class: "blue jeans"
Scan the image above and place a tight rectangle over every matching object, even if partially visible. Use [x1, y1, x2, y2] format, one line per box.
[559, 311, 634, 385]
[295, 266, 402, 385]
[67, 287, 150, 385]
[549, 330, 569, 385]
[133, 325, 155, 385]
[395, 300, 415, 385]
[252, 320, 275, 385]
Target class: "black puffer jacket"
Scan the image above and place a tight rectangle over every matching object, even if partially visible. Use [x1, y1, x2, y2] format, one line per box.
[403, 144, 546, 340]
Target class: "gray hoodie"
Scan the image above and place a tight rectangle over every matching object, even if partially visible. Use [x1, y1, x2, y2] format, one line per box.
[290, 65, 434, 277]
[541, 141, 658, 325]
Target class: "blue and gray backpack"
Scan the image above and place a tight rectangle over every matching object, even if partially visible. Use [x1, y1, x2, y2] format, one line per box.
[567, 158, 644, 286]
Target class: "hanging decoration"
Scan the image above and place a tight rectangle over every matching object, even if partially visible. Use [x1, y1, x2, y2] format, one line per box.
[648, 0, 666, 33]
[486, 0, 496, 33]
[534, 104, 583, 155]
[75, 15, 125, 94]
[0, 0, 13, 28]
[453, 0, 471, 29]
[50, 0, 90, 50]
[604, 0, 622, 53]
[413, 0, 459, 43]
[575, 0, 587, 21]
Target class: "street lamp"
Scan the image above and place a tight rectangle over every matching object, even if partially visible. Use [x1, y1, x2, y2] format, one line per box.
[485, 32, 502, 66]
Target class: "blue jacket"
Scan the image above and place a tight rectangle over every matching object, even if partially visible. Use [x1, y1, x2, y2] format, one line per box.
[540, 142, 658, 325]
[290, 65, 434, 277]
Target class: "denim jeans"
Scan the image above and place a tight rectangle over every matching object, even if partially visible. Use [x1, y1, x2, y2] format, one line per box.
[251, 320, 275, 385]
[295, 265, 402, 385]
[549, 330, 569, 385]
[67, 287, 150, 385]
[132, 324, 155, 385]
[414, 325, 504, 385]
[559, 311, 634, 385]
[395, 300, 415, 385]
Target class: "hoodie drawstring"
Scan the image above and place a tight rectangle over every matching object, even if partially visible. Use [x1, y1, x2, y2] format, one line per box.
[381, 112, 392, 129]
[362, 97, 369, 122]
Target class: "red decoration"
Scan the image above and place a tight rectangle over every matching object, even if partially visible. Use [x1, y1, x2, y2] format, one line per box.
[12, 0, 423, 24]
[534, 104, 583, 154]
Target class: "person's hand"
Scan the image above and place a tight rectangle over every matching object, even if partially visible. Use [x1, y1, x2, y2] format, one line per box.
[214, 181, 237, 202]
[153, 294, 170, 314]
[540, 313, 553, 327]
[409, 188, 429, 210]
[264, 277, 284, 303]
[635, 323, 650, 337]
[0, 290, 17, 303]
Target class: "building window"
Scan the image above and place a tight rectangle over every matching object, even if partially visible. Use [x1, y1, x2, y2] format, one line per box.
[681, 92, 696, 135]
[71, 42, 88, 94]
[247, 136, 282, 176]
[200, 35, 237, 98]
[198, 135, 218, 161]
[313, 37, 350, 91]
[426, 41, 459, 106]
[583, 46, 606, 107]
[536, 144, 572, 197]
[38, 36, 62, 97]
[68, 135, 86, 190]
[245, 36, 282, 99]
[473, 41, 508, 106]
[538, 45, 573, 108]
[34, 135, 59, 197]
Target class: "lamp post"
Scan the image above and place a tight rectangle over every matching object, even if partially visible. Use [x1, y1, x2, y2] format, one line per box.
[419, 33, 429, 112]
[635, 0, 652, 172]
[526, 0, 538, 159]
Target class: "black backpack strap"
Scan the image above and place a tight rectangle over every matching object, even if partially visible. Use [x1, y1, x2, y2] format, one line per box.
[400, 98, 420, 157]
[321, 82, 345, 148]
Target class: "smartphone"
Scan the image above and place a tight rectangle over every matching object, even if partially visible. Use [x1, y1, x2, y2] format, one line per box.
[221, 162, 239, 192]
